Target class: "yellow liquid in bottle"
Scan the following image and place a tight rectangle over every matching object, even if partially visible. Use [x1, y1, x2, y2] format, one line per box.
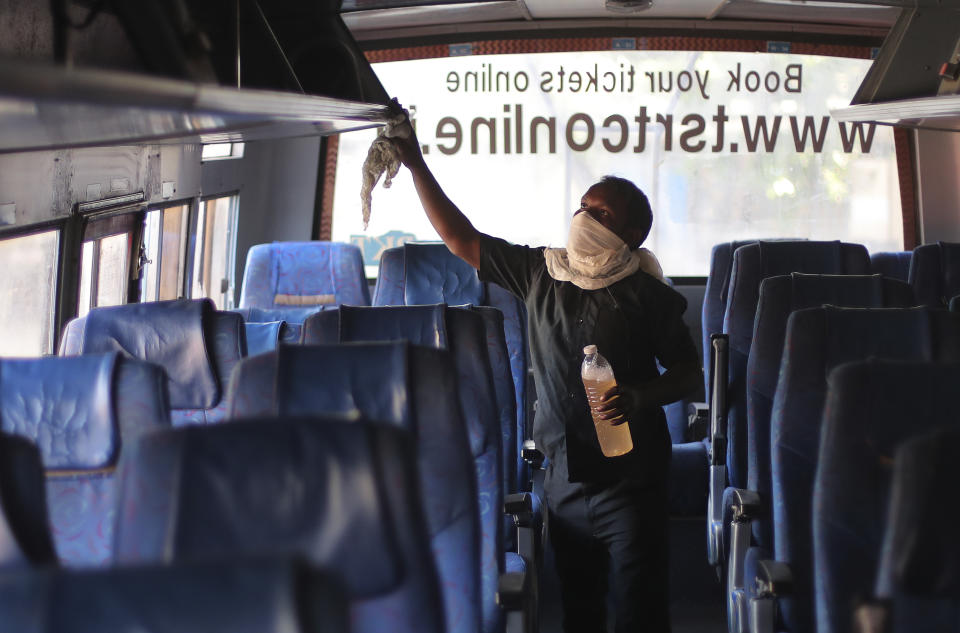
[583, 376, 634, 457]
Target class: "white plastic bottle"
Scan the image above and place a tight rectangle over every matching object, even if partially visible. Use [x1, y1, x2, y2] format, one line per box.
[581, 344, 634, 457]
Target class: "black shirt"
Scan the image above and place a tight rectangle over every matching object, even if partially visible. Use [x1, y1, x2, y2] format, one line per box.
[478, 233, 698, 483]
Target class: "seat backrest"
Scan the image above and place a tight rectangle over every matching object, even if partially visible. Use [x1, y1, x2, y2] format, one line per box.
[869, 250, 913, 282]
[0, 558, 349, 633]
[115, 418, 444, 633]
[239, 241, 371, 309]
[227, 342, 481, 633]
[303, 304, 504, 633]
[909, 242, 960, 307]
[233, 306, 328, 324]
[772, 307, 960, 633]
[60, 299, 244, 426]
[0, 433, 58, 569]
[814, 361, 960, 633]
[722, 240, 870, 488]
[242, 320, 301, 355]
[0, 353, 169, 566]
[373, 243, 530, 483]
[874, 424, 960, 633]
[745, 273, 914, 551]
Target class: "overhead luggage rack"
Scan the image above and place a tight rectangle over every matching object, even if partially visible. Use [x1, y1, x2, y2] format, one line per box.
[0, 59, 390, 154]
[831, 94, 960, 133]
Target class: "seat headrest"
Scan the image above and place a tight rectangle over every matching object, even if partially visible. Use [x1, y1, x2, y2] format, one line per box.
[244, 321, 285, 356]
[757, 240, 845, 276]
[0, 354, 118, 469]
[116, 418, 410, 598]
[938, 242, 960, 301]
[234, 306, 326, 324]
[403, 243, 484, 306]
[337, 305, 448, 349]
[275, 344, 412, 424]
[788, 272, 885, 308]
[74, 300, 219, 409]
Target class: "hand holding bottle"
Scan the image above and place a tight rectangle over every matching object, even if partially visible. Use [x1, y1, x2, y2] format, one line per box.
[582, 345, 634, 457]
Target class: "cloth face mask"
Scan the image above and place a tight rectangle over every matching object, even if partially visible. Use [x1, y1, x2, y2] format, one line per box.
[544, 211, 664, 289]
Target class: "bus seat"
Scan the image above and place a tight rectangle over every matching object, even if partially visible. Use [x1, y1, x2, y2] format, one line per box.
[0, 353, 169, 566]
[909, 242, 960, 307]
[869, 250, 913, 282]
[303, 305, 533, 633]
[60, 299, 245, 426]
[242, 320, 301, 355]
[233, 305, 330, 325]
[238, 241, 371, 309]
[0, 433, 57, 569]
[708, 240, 869, 571]
[813, 361, 960, 633]
[0, 558, 348, 633]
[751, 307, 960, 633]
[227, 342, 482, 633]
[372, 243, 531, 492]
[724, 274, 913, 632]
[114, 418, 445, 633]
[868, 423, 960, 633]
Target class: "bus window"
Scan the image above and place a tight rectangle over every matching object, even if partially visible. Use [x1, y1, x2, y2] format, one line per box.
[0, 230, 59, 356]
[333, 49, 903, 277]
[141, 204, 190, 303]
[78, 231, 133, 317]
[191, 194, 239, 309]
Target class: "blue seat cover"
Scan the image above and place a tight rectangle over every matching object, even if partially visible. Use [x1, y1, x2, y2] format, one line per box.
[115, 419, 444, 633]
[909, 242, 960, 307]
[869, 250, 912, 282]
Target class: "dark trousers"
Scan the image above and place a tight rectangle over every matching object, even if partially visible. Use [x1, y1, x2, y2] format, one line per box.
[544, 450, 671, 633]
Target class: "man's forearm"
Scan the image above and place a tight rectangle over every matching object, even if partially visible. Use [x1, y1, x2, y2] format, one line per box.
[629, 360, 703, 410]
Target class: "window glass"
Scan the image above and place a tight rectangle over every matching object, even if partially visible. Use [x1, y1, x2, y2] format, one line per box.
[201, 142, 245, 161]
[333, 51, 903, 276]
[96, 233, 129, 308]
[0, 230, 59, 356]
[141, 204, 189, 302]
[78, 241, 94, 318]
[191, 195, 239, 309]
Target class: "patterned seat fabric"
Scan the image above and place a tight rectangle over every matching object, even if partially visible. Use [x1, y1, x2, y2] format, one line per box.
[239, 242, 371, 309]
[59, 299, 244, 426]
[769, 307, 960, 633]
[0, 353, 169, 566]
[0, 433, 58, 569]
[114, 418, 445, 633]
[909, 242, 960, 307]
[869, 250, 913, 283]
[815, 361, 960, 633]
[0, 556, 349, 633]
[303, 305, 506, 633]
[372, 243, 530, 492]
[227, 342, 481, 633]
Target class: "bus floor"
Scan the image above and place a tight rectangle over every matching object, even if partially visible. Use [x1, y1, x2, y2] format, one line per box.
[537, 515, 726, 632]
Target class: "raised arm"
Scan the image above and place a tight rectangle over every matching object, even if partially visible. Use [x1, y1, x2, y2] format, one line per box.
[391, 123, 481, 269]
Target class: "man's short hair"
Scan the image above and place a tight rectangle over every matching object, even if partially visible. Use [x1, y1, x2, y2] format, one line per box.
[600, 175, 653, 245]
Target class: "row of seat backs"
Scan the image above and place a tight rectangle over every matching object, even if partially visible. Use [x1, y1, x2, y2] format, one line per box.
[0, 417, 437, 633]
[815, 361, 960, 633]
[371, 243, 530, 494]
[766, 307, 960, 633]
[298, 304, 507, 633]
[59, 299, 244, 426]
[227, 341, 483, 633]
[238, 241, 370, 310]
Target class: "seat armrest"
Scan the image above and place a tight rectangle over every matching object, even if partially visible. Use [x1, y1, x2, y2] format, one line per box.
[504, 493, 533, 526]
[687, 402, 709, 441]
[498, 571, 531, 633]
[729, 488, 762, 521]
[521, 440, 544, 470]
[754, 560, 794, 597]
[708, 334, 729, 467]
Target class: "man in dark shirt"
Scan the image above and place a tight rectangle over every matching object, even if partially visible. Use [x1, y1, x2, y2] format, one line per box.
[391, 123, 702, 633]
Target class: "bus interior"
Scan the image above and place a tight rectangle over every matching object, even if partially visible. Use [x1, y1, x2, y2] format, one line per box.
[0, 1, 958, 632]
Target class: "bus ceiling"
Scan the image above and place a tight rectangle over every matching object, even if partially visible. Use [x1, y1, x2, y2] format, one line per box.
[0, 0, 392, 153]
